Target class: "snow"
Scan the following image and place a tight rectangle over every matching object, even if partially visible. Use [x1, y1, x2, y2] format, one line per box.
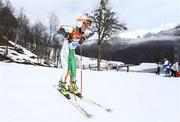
[119, 23, 177, 39]
[127, 35, 180, 44]
[76, 55, 124, 69]
[0, 40, 54, 67]
[0, 62, 179, 122]
[122, 63, 157, 72]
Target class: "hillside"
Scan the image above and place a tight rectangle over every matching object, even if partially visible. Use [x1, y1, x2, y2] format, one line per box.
[79, 24, 180, 64]
[0, 35, 54, 67]
[0, 35, 125, 70]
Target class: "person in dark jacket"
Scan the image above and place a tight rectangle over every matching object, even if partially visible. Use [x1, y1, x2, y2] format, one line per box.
[156, 62, 161, 75]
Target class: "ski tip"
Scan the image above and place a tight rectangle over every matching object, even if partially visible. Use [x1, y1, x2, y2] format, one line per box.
[53, 84, 58, 88]
[106, 108, 113, 112]
[86, 114, 94, 118]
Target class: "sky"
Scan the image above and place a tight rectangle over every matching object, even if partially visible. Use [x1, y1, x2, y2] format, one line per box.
[7, 0, 180, 31]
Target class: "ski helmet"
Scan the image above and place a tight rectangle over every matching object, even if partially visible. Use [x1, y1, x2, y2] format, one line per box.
[76, 16, 92, 28]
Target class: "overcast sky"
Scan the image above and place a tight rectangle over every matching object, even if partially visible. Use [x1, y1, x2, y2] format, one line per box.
[9, 0, 180, 31]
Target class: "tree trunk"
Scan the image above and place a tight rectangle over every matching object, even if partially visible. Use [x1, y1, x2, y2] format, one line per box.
[97, 43, 101, 71]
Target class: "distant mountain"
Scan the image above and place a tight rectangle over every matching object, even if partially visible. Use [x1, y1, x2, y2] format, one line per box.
[119, 23, 177, 39]
[77, 24, 180, 64]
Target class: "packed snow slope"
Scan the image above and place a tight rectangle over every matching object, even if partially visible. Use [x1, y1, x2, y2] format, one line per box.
[0, 62, 179, 122]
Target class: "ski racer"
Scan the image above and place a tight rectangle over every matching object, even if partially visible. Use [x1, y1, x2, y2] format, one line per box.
[57, 16, 93, 98]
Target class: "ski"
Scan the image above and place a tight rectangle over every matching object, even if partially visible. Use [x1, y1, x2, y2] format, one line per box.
[53, 85, 93, 118]
[80, 96, 113, 112]
[68, 92, 113, 112]
[69, 99, 93, 118]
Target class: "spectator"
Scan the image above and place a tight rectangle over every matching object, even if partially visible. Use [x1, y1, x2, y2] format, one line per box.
[156, 62, 161, 75]
[170, 62, 179, 77]
[163, 58, 171, 77]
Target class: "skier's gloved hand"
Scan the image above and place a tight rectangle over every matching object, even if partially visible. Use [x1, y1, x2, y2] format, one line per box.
[79, 37, 85, 44]
[57, 30, 60, 34]
[66, 33, 73, 41]
[57, 28, 65, 35]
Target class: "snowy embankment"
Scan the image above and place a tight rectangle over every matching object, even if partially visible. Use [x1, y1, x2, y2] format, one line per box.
[0, 40, 54, 67]
[124, 63, 158, 72]
[0, 62, 179, 122]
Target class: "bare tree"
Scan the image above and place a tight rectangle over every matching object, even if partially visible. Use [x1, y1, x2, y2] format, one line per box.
[87, 0, 127, 70]
[48, 12, 59, 43]
[0, 0, 3, 9]
[16, 8, 30, 47]
[48, 12, 59, 62]
[0, 0, 17, 56]
[0, 0, 61, 66]
[0, 0, 16, 38]
[31, 21, 46, 57]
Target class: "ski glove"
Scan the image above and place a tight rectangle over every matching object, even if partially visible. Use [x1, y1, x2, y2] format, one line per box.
[57, 28, 70, 39]
[79, 37, 85, 44]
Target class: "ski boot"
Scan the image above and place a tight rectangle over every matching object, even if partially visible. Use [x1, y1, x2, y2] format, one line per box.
[68, 82, 82, 98]
[59, 81, 70, 99]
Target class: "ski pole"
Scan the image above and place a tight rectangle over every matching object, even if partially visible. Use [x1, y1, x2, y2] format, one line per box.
[80, 44, 83, 96]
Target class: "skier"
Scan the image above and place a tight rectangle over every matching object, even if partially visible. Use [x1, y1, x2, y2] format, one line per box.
[163, 58, 171, 77]
[57, 16, 92, 98]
